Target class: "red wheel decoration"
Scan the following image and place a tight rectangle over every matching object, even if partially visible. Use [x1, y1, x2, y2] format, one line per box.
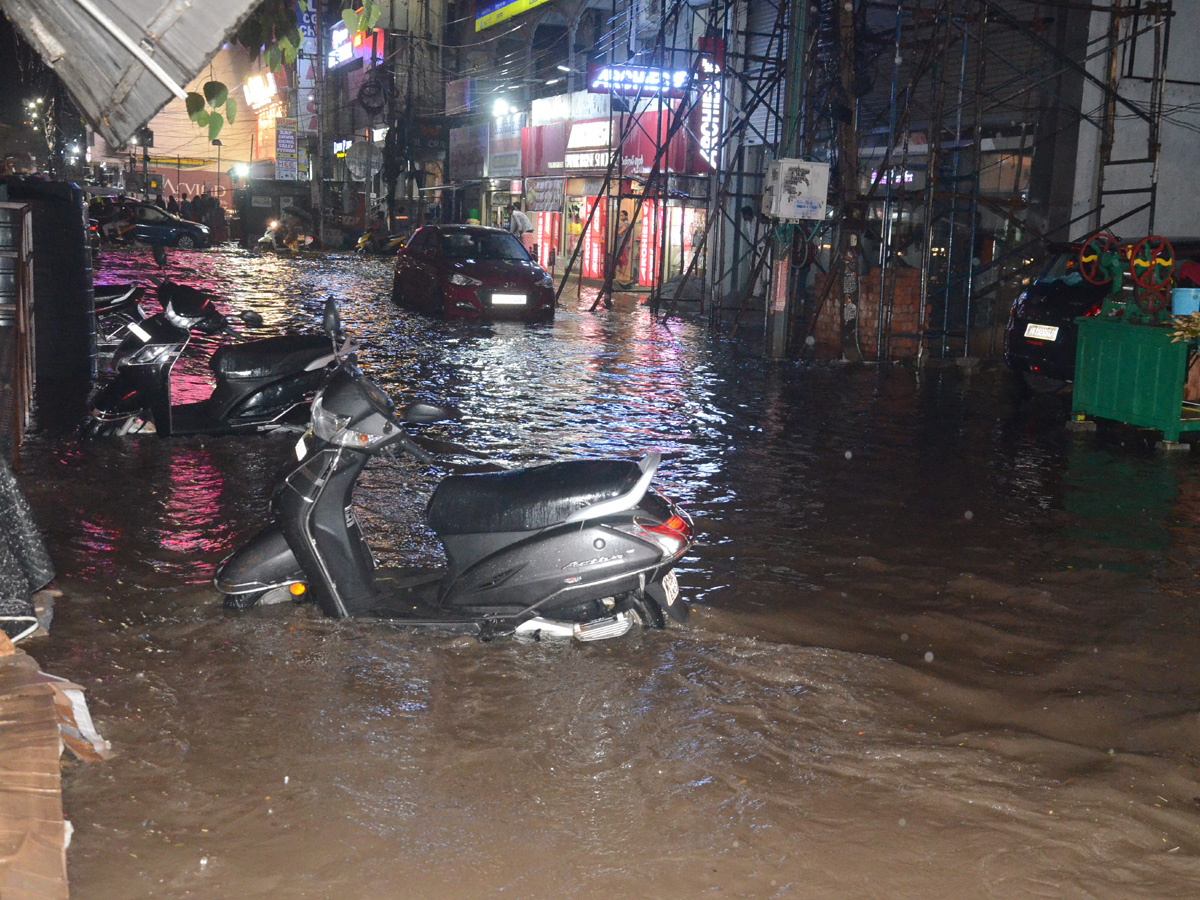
[1079, 232, 1120, 285]
[1136, 285, 1170, 314]
[1129, 235, 1175, 290]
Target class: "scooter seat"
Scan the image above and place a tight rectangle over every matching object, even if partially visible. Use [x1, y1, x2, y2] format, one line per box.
[211, 334, 332, 380]
[427, 459, 644, 535]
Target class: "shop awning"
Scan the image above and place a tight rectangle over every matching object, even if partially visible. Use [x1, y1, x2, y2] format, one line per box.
[0, 0, 259, 147]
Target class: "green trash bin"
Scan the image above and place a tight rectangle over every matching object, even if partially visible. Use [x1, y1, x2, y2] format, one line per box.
[1072, 316, 1200, 443]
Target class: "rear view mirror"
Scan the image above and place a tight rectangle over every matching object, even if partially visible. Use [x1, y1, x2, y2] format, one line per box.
[402, 402, 458, 425]
[323, 297, 343, 342]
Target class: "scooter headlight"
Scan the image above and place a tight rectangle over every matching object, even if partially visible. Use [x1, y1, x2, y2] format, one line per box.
[311, 394, 389, 449]
[311, 394, 351, 442]
[120, 342, 184, 366]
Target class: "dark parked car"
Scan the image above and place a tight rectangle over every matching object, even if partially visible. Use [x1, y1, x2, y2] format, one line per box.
[391, 225, 555, 321]
[1004, 238, 1200, 390]
[91, 197, 210, 249]
[126, 202, 210, 249]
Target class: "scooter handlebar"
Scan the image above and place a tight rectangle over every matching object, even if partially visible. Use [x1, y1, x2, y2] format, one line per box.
[398, 432, 435, 465]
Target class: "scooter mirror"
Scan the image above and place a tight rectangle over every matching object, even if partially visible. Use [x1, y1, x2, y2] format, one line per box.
[402, 402, 458, 425]
[239, 310, 264, 327]
[323, 297, 344, 342]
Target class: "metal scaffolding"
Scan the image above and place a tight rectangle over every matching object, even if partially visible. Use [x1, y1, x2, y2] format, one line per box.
[545, 0, 1175, 361]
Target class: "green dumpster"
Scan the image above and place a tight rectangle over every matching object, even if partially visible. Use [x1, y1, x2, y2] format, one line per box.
[1072, 316, 1200, 443]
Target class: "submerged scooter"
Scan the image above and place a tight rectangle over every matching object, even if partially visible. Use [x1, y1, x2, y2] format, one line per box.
[214, 300, 694, 642]
[94, 283, 148, 358]
[85, 281, 343, 437]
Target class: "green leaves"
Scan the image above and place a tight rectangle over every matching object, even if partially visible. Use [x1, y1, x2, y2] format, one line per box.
[185, 92, 206, 118]
[186, 81, 230, 141]
[343, 1, 381, 37]
[203, 81, 228, 107]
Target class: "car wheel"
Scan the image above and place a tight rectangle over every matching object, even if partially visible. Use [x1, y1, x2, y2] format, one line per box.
[391, 275, 404, 306]
[174, 233, 197, 250]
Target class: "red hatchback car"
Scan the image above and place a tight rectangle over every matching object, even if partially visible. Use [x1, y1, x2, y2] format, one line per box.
[391, 225, 556, 321]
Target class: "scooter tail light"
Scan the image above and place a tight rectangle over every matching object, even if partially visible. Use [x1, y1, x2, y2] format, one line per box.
[632, 516, 691, 558]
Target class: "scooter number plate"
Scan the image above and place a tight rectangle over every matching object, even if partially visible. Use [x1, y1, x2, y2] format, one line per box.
[661, 569, 679, 606]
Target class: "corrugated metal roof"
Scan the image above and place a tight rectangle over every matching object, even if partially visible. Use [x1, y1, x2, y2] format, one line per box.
[0, 0, 260, 146]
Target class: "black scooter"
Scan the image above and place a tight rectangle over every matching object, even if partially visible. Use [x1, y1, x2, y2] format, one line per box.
[94, 283, 147, 358]
[214, 301, 694, 642]
[85, 281, 343, 438]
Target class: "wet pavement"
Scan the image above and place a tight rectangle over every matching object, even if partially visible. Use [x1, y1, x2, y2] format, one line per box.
[13, 246, 1200, 898]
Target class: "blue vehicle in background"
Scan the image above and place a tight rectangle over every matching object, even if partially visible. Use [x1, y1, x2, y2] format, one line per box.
[90, 198, 210, 250]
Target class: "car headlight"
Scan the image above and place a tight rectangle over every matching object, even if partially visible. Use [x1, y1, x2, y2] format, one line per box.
[450, 273, 482, 287]
[537, 273, 554, 288]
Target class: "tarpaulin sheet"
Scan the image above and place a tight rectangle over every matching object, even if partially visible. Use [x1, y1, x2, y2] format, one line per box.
[0, 0, 260, 147]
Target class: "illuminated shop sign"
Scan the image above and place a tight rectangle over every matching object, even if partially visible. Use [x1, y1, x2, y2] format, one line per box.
[871, 169, 915, 185]
[475, 0, 553, 32]
[327, 25, 383, 69]
[333, 139, 353, 157]
[588, 64, 691, 99]
[696, 56, 722, 169]
[243, 73, 278, 111]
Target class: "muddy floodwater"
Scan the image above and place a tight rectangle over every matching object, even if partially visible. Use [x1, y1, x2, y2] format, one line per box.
[14, 247, 1200, 898]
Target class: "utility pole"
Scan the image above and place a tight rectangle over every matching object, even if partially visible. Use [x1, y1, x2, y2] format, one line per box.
[835, 0, 860, 360]
[766, 0, 809, 359]
[313, 0, 327, 248]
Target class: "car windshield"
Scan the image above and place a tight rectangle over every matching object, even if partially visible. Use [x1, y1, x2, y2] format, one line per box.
[441, 231, 528, 261]
[1037, 251, 1084, 284]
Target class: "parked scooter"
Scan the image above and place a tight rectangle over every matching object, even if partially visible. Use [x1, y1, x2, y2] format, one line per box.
[85, 281, 344, 438]
[214, 300, 694, 642]
[94, 283, 148, 358]
[354, 230, 405, 256]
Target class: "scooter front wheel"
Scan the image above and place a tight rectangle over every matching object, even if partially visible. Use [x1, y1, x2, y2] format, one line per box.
[222, 590, 265, 610]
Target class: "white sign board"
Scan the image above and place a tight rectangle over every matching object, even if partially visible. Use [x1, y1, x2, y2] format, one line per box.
[763, 159, 830, 221]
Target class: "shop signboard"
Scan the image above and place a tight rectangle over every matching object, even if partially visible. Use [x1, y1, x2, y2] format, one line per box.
[535, 212, 560, 269]
[565, 119, 613, 171]
[449, 123, 488, 179]
[581, 197, 606, 279]
[327, 25, 383, 70]
[526, 177, 564, 212]
[275, 117, 298, 180]
[587, 63, 691, 99]
[489, 113, 525, 178]
[476, 0, 553, 32]
[638, 200, 664, 287]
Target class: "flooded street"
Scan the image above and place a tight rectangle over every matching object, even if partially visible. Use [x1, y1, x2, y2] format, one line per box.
[16, 247, 1200, 898]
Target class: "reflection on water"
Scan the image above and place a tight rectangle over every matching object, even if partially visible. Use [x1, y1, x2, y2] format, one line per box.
[16, 248, 1200, 899]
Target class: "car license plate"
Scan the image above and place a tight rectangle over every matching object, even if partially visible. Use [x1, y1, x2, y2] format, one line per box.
[661, 569, 679, 606]
[491, 293, 527, 306]
[1024, 323, 1059, 341]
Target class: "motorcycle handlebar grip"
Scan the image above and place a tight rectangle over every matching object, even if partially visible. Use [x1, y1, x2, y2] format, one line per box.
[400, 434, 435, 464]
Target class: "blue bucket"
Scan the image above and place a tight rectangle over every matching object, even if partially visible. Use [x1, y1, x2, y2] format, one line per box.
[1172, 288, 1200, 316]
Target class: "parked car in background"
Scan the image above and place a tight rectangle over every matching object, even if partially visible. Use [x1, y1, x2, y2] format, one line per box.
[1004, 238, 1200, 391]
[126, 202, 210, 249]
[391, 225, 555, 322]
[89, 196, 211, 249]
